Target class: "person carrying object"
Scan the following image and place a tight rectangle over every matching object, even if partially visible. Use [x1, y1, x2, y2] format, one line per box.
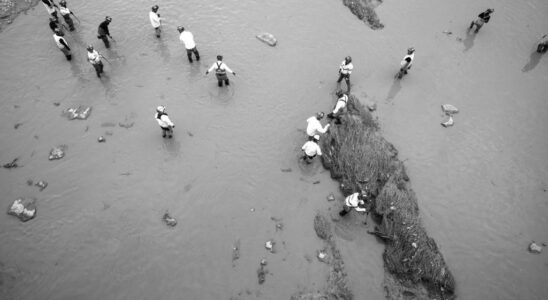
[469, 8, 494, 33]
[59, 0, 76, 31]
[155, 106, 175, 138]
[336, 56, 353, 93]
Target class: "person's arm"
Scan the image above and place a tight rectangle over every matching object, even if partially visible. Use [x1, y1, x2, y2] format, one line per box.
[316, 144, 322, 156]
[317, 123, 330, 134]
[355, 206, 366, 212]
[223, 63, 236, 75]
[205, 63, 216, 75]
[162, 115, 174, 127]
[59, 38, 70, 51]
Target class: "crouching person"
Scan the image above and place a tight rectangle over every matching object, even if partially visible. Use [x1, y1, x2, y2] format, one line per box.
[155, 106, 175, 138]
[339, 191, 368, 217]
[301, 134, 322, 164]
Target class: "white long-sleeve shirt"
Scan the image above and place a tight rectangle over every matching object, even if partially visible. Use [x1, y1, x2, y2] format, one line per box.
[302, 141, 322, 157]
[149, 11, 161, 28]
[155, 113, 174, 128]
[332, 94, 348, 114]
[59, 6, 70, 16]
[179, 31, 196, 49]
[339, 61, 353, 75]
[87, 50, 101, 64]
[345, 193, 366, 212]
[207, 61, 234, 74]
[306, 116, 329, 137]
[400, 53, 415, 69]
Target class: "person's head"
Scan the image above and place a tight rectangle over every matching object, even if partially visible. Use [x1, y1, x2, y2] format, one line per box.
[177, 26, 184, 33]
[313, 135, 320, 142]
[407, 47, 415, 54]
[156, 105, 166, 113]
[152, 5, 159, 12]
[336, 90, 344, 98]
[486, 8, 494, 13]
[86, 45, 94, 52]
[59, 0, 67, 7]
[316, 112, 325, 120]
[345, 56, 352, 64]
[55, 29, 64, 36]
[105, 16, 112, 23]
[217, 55, 223, 61]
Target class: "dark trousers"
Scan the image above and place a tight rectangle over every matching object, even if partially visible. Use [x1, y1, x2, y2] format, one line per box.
[469, 20, 484, 33]
[161, 126, 173, 138]
[215, 73, 229, 87]
[60, 47, 72, 60]
[98, 35, 110, 48]
[63, 15, 75, 31]
[337, 73, 350, 92]
[92, 62, 104, 77]
[186, 47, 200, 62]
[154, 27, 161, 37]
[537, 43, 548, 53]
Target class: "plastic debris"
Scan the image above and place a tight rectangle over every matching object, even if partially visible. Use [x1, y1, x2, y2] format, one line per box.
[441, 115, 454, 127]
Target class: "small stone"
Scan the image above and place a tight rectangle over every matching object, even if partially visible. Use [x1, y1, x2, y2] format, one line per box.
[48, 145, 67, 160]
[265, 240, 274, 252]
[98, 136, 106, 143]
[35, 181, 48, 191]
[412, 242, 418, 248]
[260, 258, 267, 266]
[528, 242, 542, 254]
[390, 206, 396, 210]
[162, 211, 177, 227]
[250, 207, 255, 212]
[327, 193, 335, 201]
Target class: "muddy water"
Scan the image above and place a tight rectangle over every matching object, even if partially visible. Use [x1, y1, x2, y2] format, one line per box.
[0, 0, 547, 299]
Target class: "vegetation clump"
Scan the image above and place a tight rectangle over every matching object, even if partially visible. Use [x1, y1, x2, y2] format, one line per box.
[342, 0, 385, 30]
[320, 95, 456, 299]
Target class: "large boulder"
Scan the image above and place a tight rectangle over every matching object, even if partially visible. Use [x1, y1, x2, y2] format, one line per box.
[441, 104, 459, 115]
[49, 145, 67, 160]
[7, 198, 36, 222]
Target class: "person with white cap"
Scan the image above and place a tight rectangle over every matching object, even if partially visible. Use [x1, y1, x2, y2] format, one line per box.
[397, 47, 415, 79]
[301, 135, 322, 163]
[178, 26, 200, 62]
[155, 106, 175, 138]
[306, 112, 330, 140]
[149, 5, 162, 38]
[339, 190, 369, 217]
[86, 45, 104, 78]
[327, 90, 349, 124]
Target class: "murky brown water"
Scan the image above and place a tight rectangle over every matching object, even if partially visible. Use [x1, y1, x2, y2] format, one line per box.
[1, 0, 547, 299]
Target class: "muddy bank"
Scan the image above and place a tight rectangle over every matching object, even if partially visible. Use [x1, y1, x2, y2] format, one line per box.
[0, 0, 39, 32]
[320, 95, 455, 299]
[341, 0, 384, 30]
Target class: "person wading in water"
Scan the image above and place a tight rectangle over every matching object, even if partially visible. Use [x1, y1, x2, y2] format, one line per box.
[206, 55, 236, 87]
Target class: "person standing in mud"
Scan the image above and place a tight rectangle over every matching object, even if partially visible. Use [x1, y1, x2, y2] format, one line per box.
[306, 112, 330, 140]
[469, 8, 494, 33]
[301, 135, 322, 164]
[53, 30, 71, 60]
[178, 26, 200, 63]
[327, 90, 349, 124]
[97, 16, 113, 48]
[398, 47, 415, 78]
[149, 5, 162, 38]
[537, 34, 548, 53]
[206, 55, 236, 87]
[42, 0, 59, 21]
[86, 45, 104, 78]
[336, 56, 353, 92]
[339, 190, 368, 217]
[58, 0, 75, 31]
[155, 106, 175, 138]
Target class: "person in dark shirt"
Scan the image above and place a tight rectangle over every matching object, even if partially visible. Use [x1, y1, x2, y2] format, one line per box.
[48, 16, 61, 33]
[97, 16, 113, 48]
[469, 8, 494, 33]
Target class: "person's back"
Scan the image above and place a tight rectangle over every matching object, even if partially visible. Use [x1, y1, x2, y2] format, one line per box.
[179, 30, 195, 49]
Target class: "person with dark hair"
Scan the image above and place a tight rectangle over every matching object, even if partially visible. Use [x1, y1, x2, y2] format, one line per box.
[306, 112, 330, 140]
[337, 56, 353, 92]
[537, 34, 548, 53]
[206, 55, 236, 87]
[469, 8, 494, 33]
[154, 106, 175, 138]
[86, 45, 104, 78]
[327, 90, 349, 124]
[58, 0, 75, 31]
[149, 5, 162, 38]
[42, 0, 59, 21]
[178, 26, 200, 62]
[97, 16, 113, 48]
[301, 135, 322, 164]
[48, 16, 61, 33]
[53, 30, 71, 60]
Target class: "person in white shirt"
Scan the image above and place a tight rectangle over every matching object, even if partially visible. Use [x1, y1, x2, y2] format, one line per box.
[306, 112, 330, 140]
[177, 26, 200, 62]
[397, 47, 415, 79]
[337, 56, 353, 92]
[42, 0, 59, 21]
[149, 5, 161, 38]
[155, 106, 175, 138]
[339, 191, 368, 217]
[53, 30, 71, 60]
[206, 55, 236, 87]
[86, 45, 104, 78]
[301, 135, 322, 163]
[58, 0, 75, 31]
[327, 90, 349, 124]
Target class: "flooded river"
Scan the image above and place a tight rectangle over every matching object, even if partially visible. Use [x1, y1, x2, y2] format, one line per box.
[1, 0, 547, 299]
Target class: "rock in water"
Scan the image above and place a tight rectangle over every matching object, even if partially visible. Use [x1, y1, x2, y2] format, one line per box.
[7, 198, 36, 222]
[367, 101, 377, 112]
[49, 145, 67, 160]
[441, 115, 454, 127]
[327, 193, 336, 201]
[63, 106, 92, 120]
[528, 242, 542, 254]
[35, 181, 48, 191]
[162, 211, 177, 227]
[98, 136, 106, 143]
[256, 32, 277, 47]
[3, 158, 19, 169]
[441, 104, 459, 115]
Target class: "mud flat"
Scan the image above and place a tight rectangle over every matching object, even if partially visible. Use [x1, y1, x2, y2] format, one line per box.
[320, 95, 455, 299]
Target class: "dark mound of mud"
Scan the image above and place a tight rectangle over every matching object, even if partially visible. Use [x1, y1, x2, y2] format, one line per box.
[320, 95, 455, 299]
[342, 0, 384, 30]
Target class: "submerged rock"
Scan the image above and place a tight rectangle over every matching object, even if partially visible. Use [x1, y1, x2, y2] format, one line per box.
[48, 145, 67, 160]
[7, 198, 36, 222]
[63, 106, 92, 120]
[327, 193, 336, 201]
[162, 211, 177, 227]
[98, 136, 106, 143]
[256, 32, 277, 46]
[3, 158, 19, 169]
[441, 115, 454, 127]
[528, 242, 542, 254]
[441, 104, 459, 115]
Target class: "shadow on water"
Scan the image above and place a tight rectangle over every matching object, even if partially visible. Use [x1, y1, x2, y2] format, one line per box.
[99, 74, 117, 99]
[162, 138, 182, 158]
[155, 37, 170, 63]
[521, 51, 544, 72]
[385, 78, 402, 102]
[207, 84, 235, 103]
[462, 29, 477, 52]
